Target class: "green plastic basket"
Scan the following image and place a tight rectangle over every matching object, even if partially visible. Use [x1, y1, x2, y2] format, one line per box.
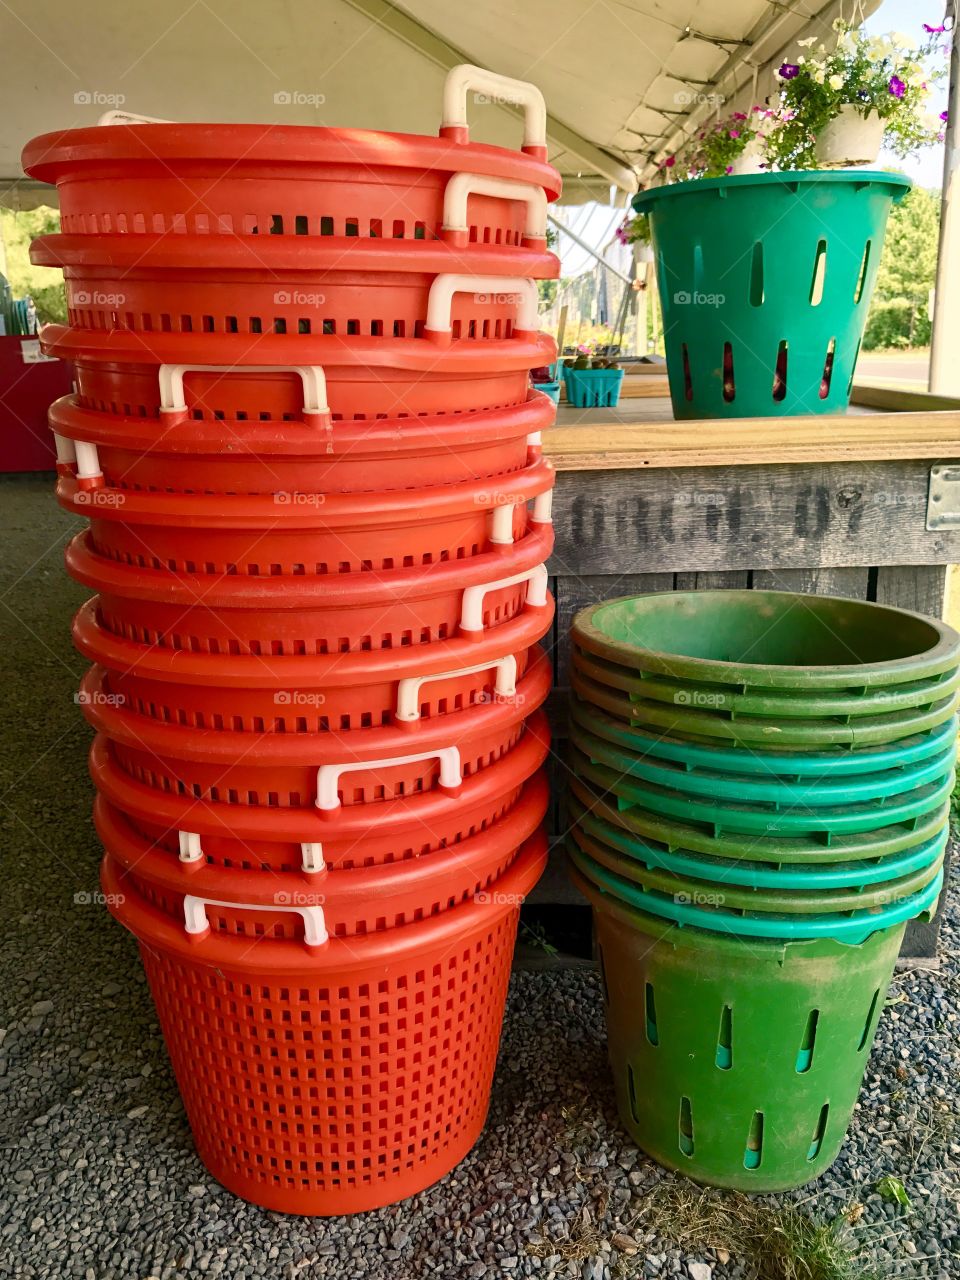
[573, 591, 960, 691]
[567, 791, 949, 891]
[575, 866, 913, 1189]
[562, 366, 625, 407]
[632, 171, 911, 420]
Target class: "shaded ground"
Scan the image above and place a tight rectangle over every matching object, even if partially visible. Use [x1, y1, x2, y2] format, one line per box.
[1, 475, 958, 1280]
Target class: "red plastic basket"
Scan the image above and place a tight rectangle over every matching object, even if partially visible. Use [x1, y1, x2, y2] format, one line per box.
[72, 595, 553, 731]
[65, 521, 553, 655]
[48, 391, 552, 495]
[95, 768, 547, 937]
[100, 824, 547, 1214]
[39, 328, 555, 421]
[79, 652, 550, 807]
[58, 457, 554, 575]
[89, 711, 550, 872]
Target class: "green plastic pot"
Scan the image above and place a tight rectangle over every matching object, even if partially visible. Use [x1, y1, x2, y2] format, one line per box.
[568, 822, 945, 918]
[568, 766, 951, 866]
[571, 666, 960, 750]
[568, 740, 955, 838]
[569, 703, 957, 806]
[575, 864, 913, 1190]
[632, 171, 910, 420]
[567, 791, 949, 890]
[572, 645, 960, 721]
[569, 701, 957, 779]
[573, 591, 960, 690]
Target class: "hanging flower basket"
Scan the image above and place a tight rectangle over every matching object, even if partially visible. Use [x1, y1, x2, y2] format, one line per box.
[814, 106, 886, 167]
[633, 170, 911, 420]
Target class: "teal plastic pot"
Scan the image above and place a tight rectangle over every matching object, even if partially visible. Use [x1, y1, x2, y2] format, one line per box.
[569, 704, 958, 806]
[632, 171, 911, 419]
[572, 666, 960, 751]
[573, 592, 960, 691]
[572, 646, 960, 721]
[567, 791, 950, 891]
[568, 838, 943, 944]
[568, 766, 952, 866]
[576, 865, 914, 1190]
[569, 699, 957, 779]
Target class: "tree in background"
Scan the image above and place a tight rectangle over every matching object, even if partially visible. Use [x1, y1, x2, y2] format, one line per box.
[863, 186, 940, 350]
[0, 208, 67, 325]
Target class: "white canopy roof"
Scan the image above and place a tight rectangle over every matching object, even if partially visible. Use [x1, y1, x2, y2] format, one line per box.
[1, 0, 881, 207]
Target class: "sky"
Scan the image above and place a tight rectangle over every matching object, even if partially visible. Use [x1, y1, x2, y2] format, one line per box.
[557, 0, 951, 276]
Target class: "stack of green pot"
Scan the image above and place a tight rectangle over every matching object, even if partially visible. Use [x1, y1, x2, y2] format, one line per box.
[568, 590, 960, 1192]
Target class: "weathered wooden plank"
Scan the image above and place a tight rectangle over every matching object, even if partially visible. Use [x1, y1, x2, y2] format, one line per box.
[874, 564, 949, 618]
[552, 573, 675, 688]
[551, 462, 960, 573]
[750, 567, 871, 598]
[674, 571, 751, 591]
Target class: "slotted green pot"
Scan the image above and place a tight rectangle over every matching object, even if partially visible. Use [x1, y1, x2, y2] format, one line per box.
[575, 863, 914, 1190]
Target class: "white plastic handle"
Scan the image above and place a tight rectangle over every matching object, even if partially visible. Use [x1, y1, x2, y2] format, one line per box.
[53, 432, 76, 466]
[301, 842, 325, 873]
[442, 173, 547, 240]
[395, 654, 518, 723]
[460, 563, 548, 632]
[54, 431, 102, 480]
[180, 829, 324, 873]
[183, 893, 328, 947]
[488, 489, 554, 545]
[442, 65, 547, 152]
[159, 364, 329, 417]
[316, 746, 462, 811]
[97, 110, 172, 126]
[426, 275, 539, 334]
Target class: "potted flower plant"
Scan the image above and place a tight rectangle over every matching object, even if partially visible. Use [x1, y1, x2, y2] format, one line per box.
[771, 20, 945, 169]
[562, 344, 625, 408]
[680, 107, 780, 177]
[616, 210, 654, 263]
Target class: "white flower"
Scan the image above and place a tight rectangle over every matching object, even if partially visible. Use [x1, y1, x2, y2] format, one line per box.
[797, 55, 806, 65]
[814, 69, 826, 84]
[797, 36, 817, 47]
[892, 31, 917, 51]
[829, 74, 845, 90]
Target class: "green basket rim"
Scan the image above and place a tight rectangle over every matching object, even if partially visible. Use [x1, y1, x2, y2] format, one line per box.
[567, 791, 950, 890]
[572, 591, 960, 690]
[568, 766, 952, 863]
[568, 705, 959, 806]
[568, 841, 942, 944]
[567, 700, 958, 777]
[568, 820, 945, 914]
[571, 646, 960, 718]
[632, 169, 913, 212]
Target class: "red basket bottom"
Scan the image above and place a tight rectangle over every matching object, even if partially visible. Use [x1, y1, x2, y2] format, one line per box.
[128, 884, 532, 1215]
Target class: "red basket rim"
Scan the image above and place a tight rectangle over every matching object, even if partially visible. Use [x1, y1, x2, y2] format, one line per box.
[89, 710, 550, 840]
[34, 233, 559, 279]
[39, 324, 556, 372]
[23, 125, 561, 201]
[72, 593, 554, 686]
[48, 389, 554, 456]
[57, 456, 554, 528]
[100, 825, 547, 975]
[65, 521, 553, 606]
[94, 770, 548, 909]
[79, 651, 551, 763]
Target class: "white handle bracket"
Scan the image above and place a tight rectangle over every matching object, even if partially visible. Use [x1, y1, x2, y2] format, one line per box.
[442, 173, 547, 242]
[425, 275, 539, 338]
[159, 363, 329, 420]
[460, 563, 548, 632]
[183, 894, 328, 947]
[395, 654, 518, 722]
[316, 746, 462, 811]
[441, 65, 548, 158]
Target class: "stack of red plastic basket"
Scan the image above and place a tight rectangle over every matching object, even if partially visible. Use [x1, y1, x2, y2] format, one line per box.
[24, 65, 560, 1215]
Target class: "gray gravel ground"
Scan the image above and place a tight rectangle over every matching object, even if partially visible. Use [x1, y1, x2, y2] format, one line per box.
[2, 474, 959, 1279]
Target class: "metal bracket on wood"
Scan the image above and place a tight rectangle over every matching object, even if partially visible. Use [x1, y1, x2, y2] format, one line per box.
[926, 464, 960, 530]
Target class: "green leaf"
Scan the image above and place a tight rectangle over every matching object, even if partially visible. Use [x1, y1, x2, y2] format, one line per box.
[876, 1175, 912, 1209]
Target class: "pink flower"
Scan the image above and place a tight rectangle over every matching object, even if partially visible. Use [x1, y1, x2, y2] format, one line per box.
[729, 130, 740, 139]
[924, 22, 946, 34]
[725, 165, 733, 174]
[733, 112, 747, 120]
[663, 155, 676, 168]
